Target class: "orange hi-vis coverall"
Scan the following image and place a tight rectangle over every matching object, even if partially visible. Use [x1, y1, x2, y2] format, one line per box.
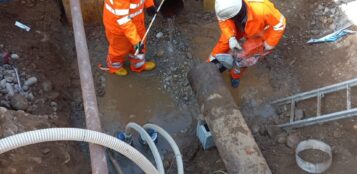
[103, 0, 154, 73]
[210, 0, 286, 60]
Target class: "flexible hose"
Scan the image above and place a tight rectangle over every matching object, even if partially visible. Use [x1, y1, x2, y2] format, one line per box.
[143, 123, 184, 174]
[126, 122, 165, 174]
[0, 128, 159, 174]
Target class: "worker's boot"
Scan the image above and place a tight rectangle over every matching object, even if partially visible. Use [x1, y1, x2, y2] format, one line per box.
[113, 67, 128, 76]
[143, 61, 156, 71]
[109, 62, 128, 76]
[129, 54, 156, 72]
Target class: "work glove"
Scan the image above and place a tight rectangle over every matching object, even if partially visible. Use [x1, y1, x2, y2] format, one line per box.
[134, 41, 144, 54]
[229, 37, 242, 51]
[146, 6, 158, 17]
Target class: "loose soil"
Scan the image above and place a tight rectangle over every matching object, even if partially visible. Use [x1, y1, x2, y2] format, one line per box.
[0, 0, 90, 173]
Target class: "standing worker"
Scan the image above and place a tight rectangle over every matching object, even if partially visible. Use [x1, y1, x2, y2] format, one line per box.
[102, 0, 158, 76]
[209, 0, 286, 88]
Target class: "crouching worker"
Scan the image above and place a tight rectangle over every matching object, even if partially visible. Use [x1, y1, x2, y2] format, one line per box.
[209, 0, 286, 88]
[102, 0, 158, 76]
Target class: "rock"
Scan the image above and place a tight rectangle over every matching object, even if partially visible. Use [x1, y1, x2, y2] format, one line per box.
[294, 109, 304, 121]
[10, 54, 19, 59]
[286, 134, 300, 148]
[333, 129, 342, 138]
[156, 50, 164, 57]
[30, 157, 42, 164]
[42, 148, 51, 154]
[24, 77, 38, 86]
[5, 83, 15, 96]
[186, 52, 193, 59]
[22, 85, 29, 91]
[2, 122, 18, 137]
[47, 91, 59, 100]
[156, 32, 164, 39]
[266, 125, 282, 138]
[251, 124, 260, 134]
[41, 81, 52, 92]
[163, 159, 170, 168]
[50, 101, 57, 112]
[129, 114, 136, 119]
[27, 92, 34, 101]
[7, 167, 17, 174]
[277, 133, 287, 144]
[10, 94, 28, 111]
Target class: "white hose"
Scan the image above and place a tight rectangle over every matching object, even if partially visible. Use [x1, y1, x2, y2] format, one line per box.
[126, 122, 165, 174]
[143, 124, 184, 174]
[0, 128, 159, 174]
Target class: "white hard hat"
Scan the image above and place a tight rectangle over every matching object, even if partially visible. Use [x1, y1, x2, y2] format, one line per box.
[215, 0, 242, 20]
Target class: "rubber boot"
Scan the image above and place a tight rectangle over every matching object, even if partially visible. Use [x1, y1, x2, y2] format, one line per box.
[113, 68, 128, 76]
[143, 61, 156, 71]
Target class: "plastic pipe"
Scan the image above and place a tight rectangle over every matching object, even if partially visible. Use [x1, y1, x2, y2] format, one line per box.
[143, 123, 184, 174]
[0, 128, 159, 174]
[126, 122, 165, 174]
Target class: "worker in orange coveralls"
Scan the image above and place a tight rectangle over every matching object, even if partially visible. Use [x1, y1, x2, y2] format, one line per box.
[209, 0, 286, 88]
[102, 0, 157, 76]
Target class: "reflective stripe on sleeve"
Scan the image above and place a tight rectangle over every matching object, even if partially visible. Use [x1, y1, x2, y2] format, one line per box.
[273, 16, 286, 31]
[105, 3, 129, 16]
[129, 0, 145, 9]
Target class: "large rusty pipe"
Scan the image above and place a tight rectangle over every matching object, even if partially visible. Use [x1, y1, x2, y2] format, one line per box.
[188, 63, 271, 174]
[69, 0, 108, 173]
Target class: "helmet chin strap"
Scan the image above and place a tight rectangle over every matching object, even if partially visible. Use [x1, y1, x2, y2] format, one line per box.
[232, 0, 247, 32]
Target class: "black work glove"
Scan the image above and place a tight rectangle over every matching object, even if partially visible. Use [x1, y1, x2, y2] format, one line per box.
[134, 42, 144, 54]
[146, 6, 157, 17]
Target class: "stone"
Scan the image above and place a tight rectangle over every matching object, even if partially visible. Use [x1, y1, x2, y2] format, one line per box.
[27, 92, 34, 101]
[42, 148, 51, 154]
[156, 32, 164, 39]
[277, 133, 287, 144]
[7, 167, 17, 174]
[5, 83, 15, 96]
[10, 54, 19, 59]
[156, 50, 164, 57]
[251, 124, 260, 134]
[22, 85, 29, 91]
[294, 109, 304, 121]
[41, 81, 52, 92]
[186, 52, 193, 59]
[266, 125, 282, 138]
[47, 91, 59, 100]
[286, 134, 300, 148]
[10, 94, 28, 111]
[50, 101, 58, 112]
[30, 157, 42, 164]
[333, 129, 342, 138]
[24, 77, 37, 86]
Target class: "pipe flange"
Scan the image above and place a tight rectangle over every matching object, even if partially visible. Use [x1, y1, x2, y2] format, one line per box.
[296, 139, 332, 173]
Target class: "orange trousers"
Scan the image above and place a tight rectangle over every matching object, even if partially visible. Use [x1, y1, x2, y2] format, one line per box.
[105, 24, 146, 73]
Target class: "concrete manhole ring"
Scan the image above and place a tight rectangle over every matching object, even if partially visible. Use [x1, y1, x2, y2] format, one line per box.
[296, 139, 332, 173]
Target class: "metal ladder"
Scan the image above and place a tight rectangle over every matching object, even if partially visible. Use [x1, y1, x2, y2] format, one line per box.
[272, 78, 357, 129]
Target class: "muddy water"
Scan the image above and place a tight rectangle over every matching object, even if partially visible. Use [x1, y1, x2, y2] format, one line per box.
[98, 73, 172, 132]
[97, 72, 195, 173]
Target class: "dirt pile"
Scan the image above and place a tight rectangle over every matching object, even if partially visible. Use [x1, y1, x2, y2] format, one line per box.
[0, 107, 90, 174]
